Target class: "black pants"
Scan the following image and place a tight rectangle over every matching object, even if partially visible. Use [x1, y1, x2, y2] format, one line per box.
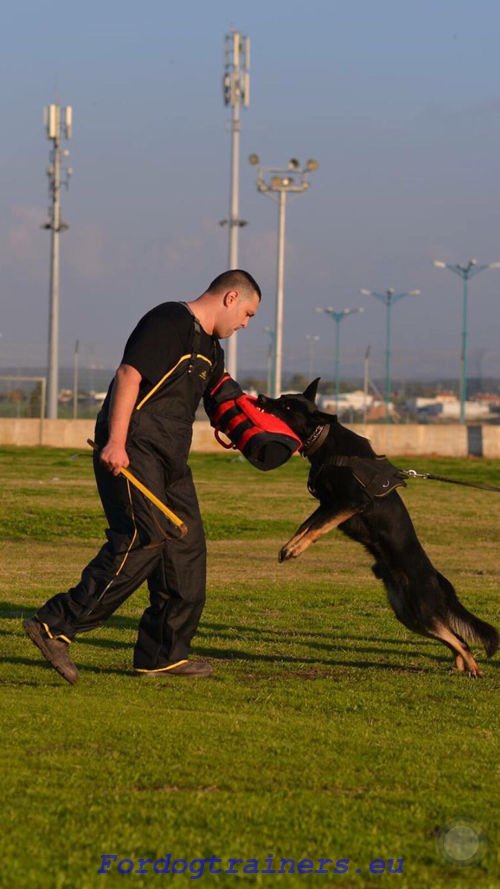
[36, 419, 206, 670]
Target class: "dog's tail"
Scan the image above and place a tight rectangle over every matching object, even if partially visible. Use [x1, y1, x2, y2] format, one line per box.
[437, 571, 499, 657]
[448, 607, 499, 657]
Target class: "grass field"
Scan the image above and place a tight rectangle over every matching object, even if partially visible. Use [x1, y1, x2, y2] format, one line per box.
[0, 447, 499, 889]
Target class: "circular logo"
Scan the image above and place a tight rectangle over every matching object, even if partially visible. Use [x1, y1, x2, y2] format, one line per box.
[436, 819, 485, 866]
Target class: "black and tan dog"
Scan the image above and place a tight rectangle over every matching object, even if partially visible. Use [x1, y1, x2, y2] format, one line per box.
[257, 379, 498, 677]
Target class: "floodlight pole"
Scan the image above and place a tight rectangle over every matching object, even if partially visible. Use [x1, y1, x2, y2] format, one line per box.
[252, 157, 318, 397]
[315, 307, 364, 412]
[221, 31, 250, 379]
[275, 188, 287, 396]
[43, 103, 72, 419]
[360, 287, 420, 422]
[433, 259, 500, 423]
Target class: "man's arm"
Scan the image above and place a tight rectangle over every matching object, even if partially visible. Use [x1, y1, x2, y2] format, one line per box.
[100, 364, 142, 475]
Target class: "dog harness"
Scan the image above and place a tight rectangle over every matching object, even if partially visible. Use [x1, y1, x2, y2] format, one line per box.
[309, 454, 407, 500]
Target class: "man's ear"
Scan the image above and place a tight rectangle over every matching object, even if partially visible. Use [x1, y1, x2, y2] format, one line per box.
[223, 289, 239, 306]
[303, 377, 320, 403]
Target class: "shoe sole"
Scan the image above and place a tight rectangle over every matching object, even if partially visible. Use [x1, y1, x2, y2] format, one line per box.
[23, 619, 79, 685]
[135, 666, 213, 678]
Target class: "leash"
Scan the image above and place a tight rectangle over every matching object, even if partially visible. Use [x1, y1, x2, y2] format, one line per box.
[298, 424, 500, 495]
[305, 440, 500, 496]
[400, 468, 500, 494]
[87, 439, 188, 537]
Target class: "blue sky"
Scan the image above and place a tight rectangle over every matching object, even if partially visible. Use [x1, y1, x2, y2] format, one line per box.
[2, 0, 500, 382]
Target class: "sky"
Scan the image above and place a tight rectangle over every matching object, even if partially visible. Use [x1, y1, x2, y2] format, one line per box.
[2, 0, 500, 386]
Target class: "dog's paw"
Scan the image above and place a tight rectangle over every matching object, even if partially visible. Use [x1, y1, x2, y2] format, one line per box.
[278, 545, 295, 562]
[468, 667, 483, 679]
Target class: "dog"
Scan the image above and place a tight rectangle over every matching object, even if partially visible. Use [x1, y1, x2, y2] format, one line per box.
[257, 379, 498, 677]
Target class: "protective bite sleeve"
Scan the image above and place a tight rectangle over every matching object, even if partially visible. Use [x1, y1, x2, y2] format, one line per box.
[204, 375, 301, 470]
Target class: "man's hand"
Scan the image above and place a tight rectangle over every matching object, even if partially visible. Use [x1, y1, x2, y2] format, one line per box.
[100, 363, 142, 475]
[99, 441, 130, 476]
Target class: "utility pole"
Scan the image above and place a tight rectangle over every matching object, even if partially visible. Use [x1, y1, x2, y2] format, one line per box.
[221, 31, 250, 379]
[43, 103, 73, 419]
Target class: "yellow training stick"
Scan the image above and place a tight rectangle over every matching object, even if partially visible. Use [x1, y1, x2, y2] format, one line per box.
[87, 440, 187, 538]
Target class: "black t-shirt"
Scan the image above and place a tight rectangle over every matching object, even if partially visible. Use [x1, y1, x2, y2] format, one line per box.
[122, 301, 220, 384]
[99, 302, 225, 421]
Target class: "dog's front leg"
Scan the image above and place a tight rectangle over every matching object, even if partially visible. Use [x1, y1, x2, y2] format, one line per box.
[279, 505, 362, 562]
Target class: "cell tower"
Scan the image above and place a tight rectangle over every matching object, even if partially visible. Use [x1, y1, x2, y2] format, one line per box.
[43, 103, 73, 419]
[221, 31, 250, 379]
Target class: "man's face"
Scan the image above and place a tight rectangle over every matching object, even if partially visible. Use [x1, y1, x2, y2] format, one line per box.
[215, 291, 260, 339]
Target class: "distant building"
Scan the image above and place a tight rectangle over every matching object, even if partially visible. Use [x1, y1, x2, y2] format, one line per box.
[365, 403, 389, 421]
[476, 392, 500, 408]
[319, 390, 374, 414]
[406, 393, 490, 420]
[440, 401, 490, 420]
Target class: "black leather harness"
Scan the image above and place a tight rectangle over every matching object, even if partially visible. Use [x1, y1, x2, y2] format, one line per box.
[307, 453, 407, 500]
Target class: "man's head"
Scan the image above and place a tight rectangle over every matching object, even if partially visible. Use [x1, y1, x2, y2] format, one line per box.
[206, 269, 261, 339]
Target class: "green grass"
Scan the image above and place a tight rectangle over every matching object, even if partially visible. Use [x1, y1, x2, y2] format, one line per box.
[0, 448, 499, 889]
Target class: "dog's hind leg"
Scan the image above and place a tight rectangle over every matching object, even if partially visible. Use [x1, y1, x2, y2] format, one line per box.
[429, 623, 482, 678]
[279, 504, 363, 562]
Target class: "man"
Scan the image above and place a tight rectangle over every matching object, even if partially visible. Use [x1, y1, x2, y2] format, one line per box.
[24, 270, 261, 683]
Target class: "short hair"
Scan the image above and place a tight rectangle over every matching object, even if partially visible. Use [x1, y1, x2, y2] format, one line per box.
[207, 269, 262, 301]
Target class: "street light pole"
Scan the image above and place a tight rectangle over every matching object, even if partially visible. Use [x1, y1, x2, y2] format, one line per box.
[221, 31, 250, 380]
[250, 155, 318, 397]
[360, 288, 420, 422]
[433, 259, 500, 423]
[43, 103, 73, 419]
[363, 346, 371, 424]
[315, 307, 364, 412]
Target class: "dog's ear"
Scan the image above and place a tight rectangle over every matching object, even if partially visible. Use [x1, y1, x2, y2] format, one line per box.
[303, 378, 320, 403]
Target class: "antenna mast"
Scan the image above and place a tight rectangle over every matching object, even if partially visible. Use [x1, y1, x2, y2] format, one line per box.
[222, 31, 250, 379]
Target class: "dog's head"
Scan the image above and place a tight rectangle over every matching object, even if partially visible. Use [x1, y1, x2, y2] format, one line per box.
[256, 378, 323, 443]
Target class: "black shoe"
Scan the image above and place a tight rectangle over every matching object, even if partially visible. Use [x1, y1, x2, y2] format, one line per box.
[135, 659, 213, 678]
[23, 618, 79, 685]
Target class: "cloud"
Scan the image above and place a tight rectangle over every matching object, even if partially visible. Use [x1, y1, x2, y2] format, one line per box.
[63, 222, 109, 280]
[4, 205, 47, 275]
[1, 204, 133, 284]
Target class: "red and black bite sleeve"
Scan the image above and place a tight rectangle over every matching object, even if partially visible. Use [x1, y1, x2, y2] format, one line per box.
[204, 374, 301, 471]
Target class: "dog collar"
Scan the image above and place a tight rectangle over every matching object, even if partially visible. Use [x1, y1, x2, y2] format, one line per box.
[301, 424, 329, 457]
